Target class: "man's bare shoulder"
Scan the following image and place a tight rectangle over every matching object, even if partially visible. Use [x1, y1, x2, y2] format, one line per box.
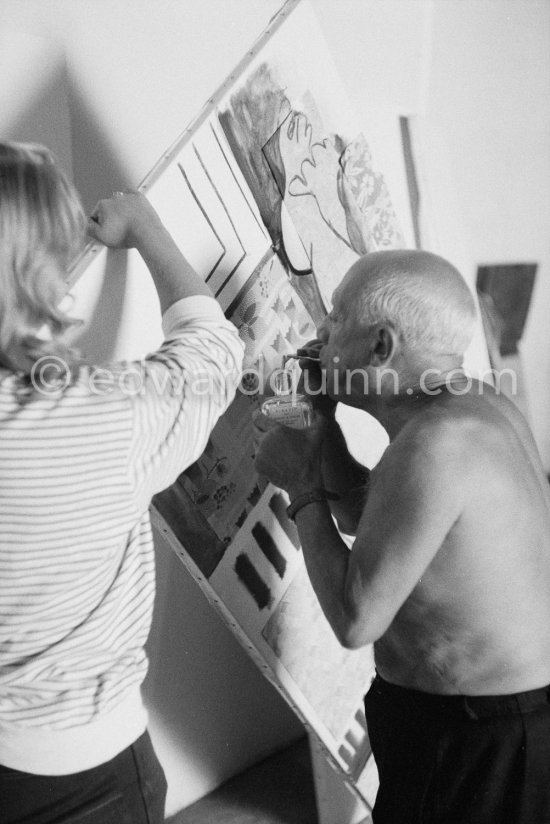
[377, 381, 545, 501]
[380, 394, 483, 476]
[396, 383, 533, 457]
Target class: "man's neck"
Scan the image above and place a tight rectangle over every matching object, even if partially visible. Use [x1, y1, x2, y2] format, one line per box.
[365, 363, 468, 441]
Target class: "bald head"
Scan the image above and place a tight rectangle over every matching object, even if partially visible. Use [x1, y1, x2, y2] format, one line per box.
[341, 250, 477, 361]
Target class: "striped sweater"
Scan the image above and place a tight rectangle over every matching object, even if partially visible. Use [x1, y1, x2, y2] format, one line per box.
[0, 295, 243, 775]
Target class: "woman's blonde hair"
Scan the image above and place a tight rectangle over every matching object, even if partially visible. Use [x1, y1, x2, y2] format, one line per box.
[0, 141, 85, 374]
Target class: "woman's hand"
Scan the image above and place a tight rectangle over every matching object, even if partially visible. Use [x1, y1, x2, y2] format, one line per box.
[87, 191, 212, 309]
[87, 191, 166, 250]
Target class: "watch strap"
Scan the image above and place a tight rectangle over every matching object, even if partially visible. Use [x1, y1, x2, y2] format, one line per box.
[286, 488, 340, 521]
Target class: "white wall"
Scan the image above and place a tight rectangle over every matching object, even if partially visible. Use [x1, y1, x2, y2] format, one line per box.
[312, 0, 550, 465]
[424, 1, 550, 463]
[1, 0, 548, 815]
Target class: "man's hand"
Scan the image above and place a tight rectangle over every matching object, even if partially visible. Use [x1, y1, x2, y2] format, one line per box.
[87, 191, 166, 250]
[296, 339, 337, 420]
[253, 409, 326, 498]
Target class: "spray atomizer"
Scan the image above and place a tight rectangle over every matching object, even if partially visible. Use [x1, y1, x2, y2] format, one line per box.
[260, 356, 314, 429]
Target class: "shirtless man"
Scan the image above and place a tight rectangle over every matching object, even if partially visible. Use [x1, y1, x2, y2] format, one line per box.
[254, 250, 550, 823]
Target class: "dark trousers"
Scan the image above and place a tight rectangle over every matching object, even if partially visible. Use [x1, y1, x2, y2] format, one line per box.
[0, 731, 167, 824]
[364, 674, 550, 824]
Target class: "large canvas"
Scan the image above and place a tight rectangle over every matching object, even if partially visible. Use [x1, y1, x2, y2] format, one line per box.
[70, 0, 414, 807]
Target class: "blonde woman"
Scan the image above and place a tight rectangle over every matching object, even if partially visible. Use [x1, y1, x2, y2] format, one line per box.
[0, 142, 243, 823]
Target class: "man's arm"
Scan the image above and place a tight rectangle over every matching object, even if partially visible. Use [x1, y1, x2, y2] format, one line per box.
[255, 415, 466, 648]
[320, 414, 370, 535]
[296, 351, 369, 534]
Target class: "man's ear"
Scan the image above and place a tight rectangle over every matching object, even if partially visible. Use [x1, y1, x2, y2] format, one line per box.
[369, 325, 397, 366]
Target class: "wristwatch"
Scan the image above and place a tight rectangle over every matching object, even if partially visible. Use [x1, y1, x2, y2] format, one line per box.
[286, 489, 339, 521]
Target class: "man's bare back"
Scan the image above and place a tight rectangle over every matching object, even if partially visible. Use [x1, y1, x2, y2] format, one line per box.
[372, 381, 550, 695]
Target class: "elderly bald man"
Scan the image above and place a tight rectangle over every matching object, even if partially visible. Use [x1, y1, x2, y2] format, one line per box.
[254, 250, 550, 824]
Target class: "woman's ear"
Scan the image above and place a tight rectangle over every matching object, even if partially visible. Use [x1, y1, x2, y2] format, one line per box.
[369, 324, 398, 366]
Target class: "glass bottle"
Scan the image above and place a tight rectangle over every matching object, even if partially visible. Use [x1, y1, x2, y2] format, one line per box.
[261, 362, 313, 429]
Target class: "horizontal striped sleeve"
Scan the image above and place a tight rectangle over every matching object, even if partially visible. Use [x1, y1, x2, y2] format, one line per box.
[127, 295, 244, 509]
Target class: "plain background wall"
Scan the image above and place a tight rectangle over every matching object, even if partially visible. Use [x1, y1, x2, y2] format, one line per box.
[1, 0, 548, 815]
